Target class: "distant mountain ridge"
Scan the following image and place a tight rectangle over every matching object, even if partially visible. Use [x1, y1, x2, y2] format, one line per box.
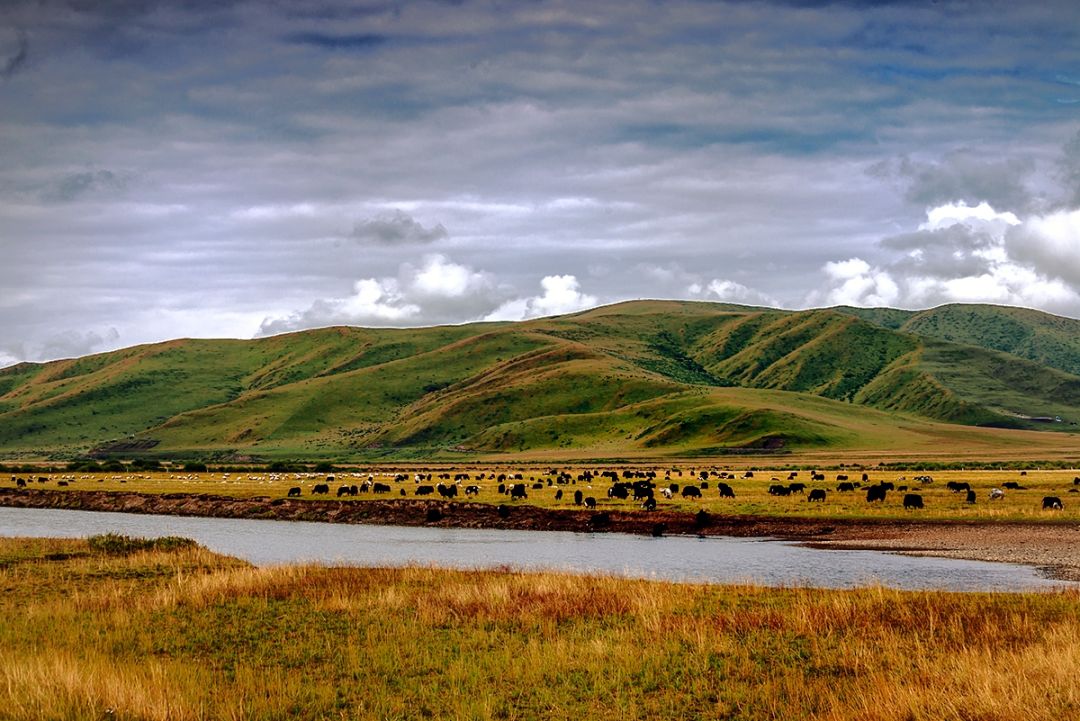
[1, 300, 1079, 459]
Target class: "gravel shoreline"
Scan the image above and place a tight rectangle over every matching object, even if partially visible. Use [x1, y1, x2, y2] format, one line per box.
[807, 524, 1080, 582]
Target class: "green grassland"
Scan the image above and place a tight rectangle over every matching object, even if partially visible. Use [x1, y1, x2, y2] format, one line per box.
[2, 300, 1080, 460]
[1, 536, 1077, 721]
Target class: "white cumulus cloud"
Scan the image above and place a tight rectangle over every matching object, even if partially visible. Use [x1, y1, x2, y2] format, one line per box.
[820, 258, 901, 307]
[411, 254, 492, 299]
[258, 254, 509, 334]
[259, 256, 603, 334]
[1006, 208, 1080, 287]
[339, 278, 420, 322]
[486, 275, 598, 321]
[705, 279, 778, 307]
[813, 201, 1080, 314]
[920, 201, 1020, 232]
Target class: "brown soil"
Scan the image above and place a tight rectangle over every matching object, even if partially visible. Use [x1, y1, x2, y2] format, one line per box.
[1, 488, 1077, 582]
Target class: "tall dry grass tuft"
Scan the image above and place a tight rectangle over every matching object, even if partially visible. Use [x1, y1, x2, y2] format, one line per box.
[829, 626, 1080, 721]
[0, 650, 201, 721]
[149, 563, 313, 611]
[412, 569, 637, 626]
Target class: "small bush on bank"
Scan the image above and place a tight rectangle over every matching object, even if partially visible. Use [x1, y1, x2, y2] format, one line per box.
[87, 533, 198, 555]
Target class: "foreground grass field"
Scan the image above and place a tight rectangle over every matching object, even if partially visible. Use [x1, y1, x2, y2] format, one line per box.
[1, 536, 1078, 720]
[18, 465, 1080, 522]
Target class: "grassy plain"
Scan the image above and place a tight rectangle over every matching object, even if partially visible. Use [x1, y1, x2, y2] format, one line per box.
[16, 466, 1080, 522]
[1, 536, 1077, 721]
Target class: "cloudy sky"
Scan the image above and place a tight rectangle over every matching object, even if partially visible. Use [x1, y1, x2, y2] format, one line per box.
[2, 0, 1080, 365]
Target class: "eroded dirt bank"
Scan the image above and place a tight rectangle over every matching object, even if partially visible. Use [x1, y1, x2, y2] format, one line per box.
[2, 488, 1077, 581]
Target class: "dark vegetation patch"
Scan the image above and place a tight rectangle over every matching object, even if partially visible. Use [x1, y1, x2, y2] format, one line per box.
[87, 533, 199, 556]
[639, 330, 726, 386]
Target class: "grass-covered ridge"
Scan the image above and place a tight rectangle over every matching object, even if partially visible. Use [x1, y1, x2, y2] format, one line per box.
[2, 300, 1080, 459]
[1, 536, 1078, 721]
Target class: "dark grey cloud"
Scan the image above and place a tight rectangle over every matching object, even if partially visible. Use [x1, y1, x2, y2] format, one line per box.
[351, 211, 449, 244]
[0, 327, 120, 366]
[38, 327, 120, 360]
[41, 169, 128, 202]
[870, 151, 1037, 213]
[284, 31, 388, 50]
[279, 3, 402, 22]
[1060, 130, 1080, 207]
[1005, 211, 1080, 288]
[882, 224, 1001, 280]
[751, 0, 958, 6]
[1, 29, 28, 79]
[11, 0, 241, 21]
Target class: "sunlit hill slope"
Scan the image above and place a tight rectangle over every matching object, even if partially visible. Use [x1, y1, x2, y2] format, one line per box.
[1, 300, 1079, 460]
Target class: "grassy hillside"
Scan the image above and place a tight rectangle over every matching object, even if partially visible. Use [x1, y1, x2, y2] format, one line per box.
[830, 305, 915, 330]
[690, 310, 919, 399]
[1, 300, 1079, 460]
[838, 303, 1080, 377]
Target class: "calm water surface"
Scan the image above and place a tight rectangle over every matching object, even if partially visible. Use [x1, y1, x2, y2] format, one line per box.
[0, 507, 1071, 592]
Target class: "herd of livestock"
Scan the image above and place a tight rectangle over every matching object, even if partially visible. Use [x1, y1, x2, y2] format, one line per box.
[8, 467, 1075, 512]
[271, 467, 1073, 512]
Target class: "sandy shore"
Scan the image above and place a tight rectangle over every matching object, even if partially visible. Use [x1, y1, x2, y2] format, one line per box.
[1, 488, 1077, 582]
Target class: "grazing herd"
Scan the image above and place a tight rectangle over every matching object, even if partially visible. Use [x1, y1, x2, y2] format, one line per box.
[7, 467, 1078, 517]
[257, 468, 1076, 515]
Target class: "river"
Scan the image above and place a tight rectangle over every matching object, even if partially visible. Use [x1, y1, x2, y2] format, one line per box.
[0, 507, 1071, 591]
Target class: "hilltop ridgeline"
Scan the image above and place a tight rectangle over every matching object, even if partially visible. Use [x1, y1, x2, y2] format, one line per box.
[2, 300, 1079, 458]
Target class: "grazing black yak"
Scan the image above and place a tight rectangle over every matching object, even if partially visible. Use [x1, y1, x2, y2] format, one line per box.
[903, 493, 924, 510]
[866, 485, 887, 503]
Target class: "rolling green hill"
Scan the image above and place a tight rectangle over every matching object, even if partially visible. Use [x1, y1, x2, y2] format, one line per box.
[1, 300, 1079, 460]
[836, 303, 1080, 377]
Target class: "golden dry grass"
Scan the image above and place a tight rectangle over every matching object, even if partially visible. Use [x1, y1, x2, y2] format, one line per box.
[0, 537, 1078, 720]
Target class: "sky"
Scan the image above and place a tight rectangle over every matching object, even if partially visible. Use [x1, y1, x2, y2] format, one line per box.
[2, 0, 1080, 366]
